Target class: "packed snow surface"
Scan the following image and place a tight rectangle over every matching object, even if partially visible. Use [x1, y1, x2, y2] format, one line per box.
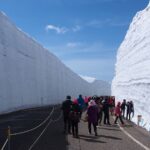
[0, 12, 110, 113]
[112, 2, 150, 131]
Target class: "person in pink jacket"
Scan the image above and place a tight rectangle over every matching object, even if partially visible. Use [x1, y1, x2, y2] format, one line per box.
[114, 102, 124, 125]
[87, 100, 99, 136]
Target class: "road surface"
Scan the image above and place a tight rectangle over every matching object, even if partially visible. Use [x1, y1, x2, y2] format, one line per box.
[0, 106, 150, 150]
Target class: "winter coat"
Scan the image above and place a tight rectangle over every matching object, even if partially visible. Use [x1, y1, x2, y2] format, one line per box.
[126, 102, 134, 113]
[103, 101, 109, 113]
[87, 105, 98, 123]
[84, 97, 89, 103]
[77, 96, 85, 110]
[70, 103, 81, 122]
[62, 100, 72, 117]
[121, 102, 126, 110]
[115, 104, 122, 116]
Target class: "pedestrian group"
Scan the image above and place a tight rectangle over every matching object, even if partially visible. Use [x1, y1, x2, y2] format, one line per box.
[61, 95, 134, 138]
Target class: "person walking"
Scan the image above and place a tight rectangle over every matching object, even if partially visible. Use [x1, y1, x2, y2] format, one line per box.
[130, 101, 134, 117]
[126, 101, 134, 120]
[70, 99, 81, 138]
[103, 97, 111, 125]
[97, 98, 103, 126]
[121, 99, 126, 118]
[77, 94, 85, 118]
[87, 100, 99, 136]
[61, 95, 72, 134]
[114, 102, 124, 125]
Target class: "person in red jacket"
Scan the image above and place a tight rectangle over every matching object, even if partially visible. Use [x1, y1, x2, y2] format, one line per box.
[114, 102, 124, 125]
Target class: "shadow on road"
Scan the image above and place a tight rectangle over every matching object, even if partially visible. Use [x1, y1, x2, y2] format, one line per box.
[79, 134, 106, 143]
[99, 127, 121, 131]
[100, 135, 122, 140]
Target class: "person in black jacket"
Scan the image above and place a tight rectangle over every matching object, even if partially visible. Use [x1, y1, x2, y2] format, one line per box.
[97, 97, 103, 126]
[121, 99, 126, 118]
[126, 101, 134, 121]
[61, 95, 72, 134]
[103, 97, 111, 125]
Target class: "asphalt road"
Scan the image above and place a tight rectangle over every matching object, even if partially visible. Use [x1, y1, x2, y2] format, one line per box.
[0, 105, 68, 150]
[68, 114, 150, 150]
[0, 106, 150, 150]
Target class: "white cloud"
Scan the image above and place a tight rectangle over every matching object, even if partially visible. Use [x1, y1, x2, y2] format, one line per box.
[110, 22, 129, 27]
[87, 19, 129, 28]
[45, 24, 81, 34]
[66, 42, 81, 48]
[72, 25, 81, 32]
[63, 58, 115, 81]
[45, 24, 68, 34]
[87, 19, 111, 27]
[46, 42, 116, 81]
[47, 41, 116, 59]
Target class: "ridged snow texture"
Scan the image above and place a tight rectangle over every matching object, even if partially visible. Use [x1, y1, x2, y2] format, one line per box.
[0, 12, 110, 113]
[112, 4, 150, 131]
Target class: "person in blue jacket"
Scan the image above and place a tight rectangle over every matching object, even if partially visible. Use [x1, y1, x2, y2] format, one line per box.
[77, 94, 85, 118]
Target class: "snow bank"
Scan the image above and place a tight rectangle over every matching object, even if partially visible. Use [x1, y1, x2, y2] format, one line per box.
[0, 12, 110, 114]
[112, 2, 150, 131]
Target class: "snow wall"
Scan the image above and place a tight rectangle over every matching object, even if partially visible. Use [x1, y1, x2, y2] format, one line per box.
[112, 2, 150, 131]
[0, 12, 110, 114]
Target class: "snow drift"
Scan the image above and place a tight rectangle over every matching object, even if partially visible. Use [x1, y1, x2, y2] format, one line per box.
[112, 2, 150, 131]
[0, 11, 110, 114]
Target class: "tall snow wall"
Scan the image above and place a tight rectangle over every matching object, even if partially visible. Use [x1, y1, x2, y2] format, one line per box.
[112, 2, 150, 131]
[0, 12, 110, 113]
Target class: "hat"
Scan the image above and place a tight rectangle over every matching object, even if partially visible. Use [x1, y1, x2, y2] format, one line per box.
[66, 95, 71, 100]
[88, 100, 96, 106]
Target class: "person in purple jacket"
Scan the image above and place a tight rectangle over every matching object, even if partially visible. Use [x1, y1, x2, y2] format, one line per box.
[87, 100, 99, 136]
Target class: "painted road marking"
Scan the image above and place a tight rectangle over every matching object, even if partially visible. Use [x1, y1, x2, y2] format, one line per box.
[113, 116, 150, 150]
[119, 126, 150, 150]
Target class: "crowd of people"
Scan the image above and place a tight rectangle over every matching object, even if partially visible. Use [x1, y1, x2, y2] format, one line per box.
[61, 95, 134, 138]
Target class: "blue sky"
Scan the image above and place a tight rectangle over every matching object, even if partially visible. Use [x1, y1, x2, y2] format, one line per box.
[0, 0, 149, 82]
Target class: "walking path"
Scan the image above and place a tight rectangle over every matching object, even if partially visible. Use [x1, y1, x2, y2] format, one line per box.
[68, 114, 150, 150]
[0, 106, 150, 150]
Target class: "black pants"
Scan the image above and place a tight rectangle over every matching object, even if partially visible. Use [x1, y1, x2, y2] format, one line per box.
[104, 112, 110, 124]
[122, 109, 125, 118]
[71, 121, 78, 136]
[98, 111, 103, 124]
[88, 122, 97, 134]
[63, 115, 71, 133]
[126, 111, 131, 120]
[114, 115, 124, 124]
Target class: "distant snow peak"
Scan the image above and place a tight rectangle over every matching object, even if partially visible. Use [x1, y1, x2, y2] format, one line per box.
[80, 75, 96, 83]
